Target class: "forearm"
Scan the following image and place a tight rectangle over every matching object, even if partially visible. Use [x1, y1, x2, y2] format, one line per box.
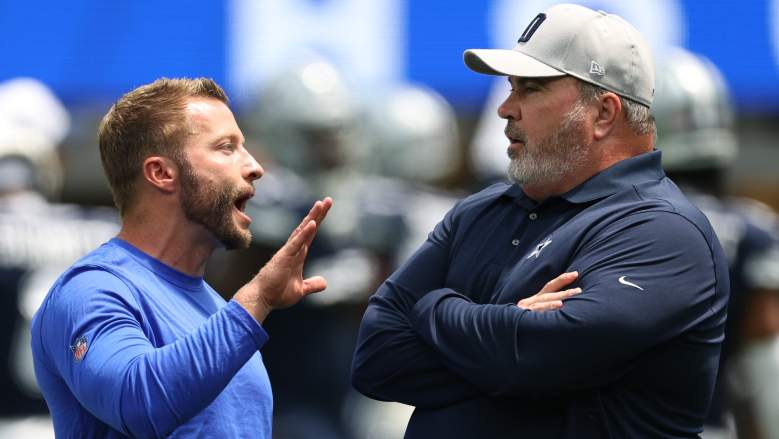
[352, 202, 486, 406]
[409, 289, 650, 397]
[410, 289, 541, 396]
[80, 301, 267, 437]
[351, 293, 479, 408]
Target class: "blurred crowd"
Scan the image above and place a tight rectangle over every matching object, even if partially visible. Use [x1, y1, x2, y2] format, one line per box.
[1, 48, 778, 439]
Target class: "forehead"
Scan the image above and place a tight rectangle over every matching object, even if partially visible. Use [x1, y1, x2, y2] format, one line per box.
[184, 97, 238, 132]
[185, 97, 235, 125]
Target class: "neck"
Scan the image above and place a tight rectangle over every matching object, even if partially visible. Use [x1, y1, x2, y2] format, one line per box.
[117, 203, 217, 277]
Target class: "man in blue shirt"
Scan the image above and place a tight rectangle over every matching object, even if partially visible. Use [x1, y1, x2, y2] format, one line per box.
[351, 4, 730, 438]
[31, 77, 333, 438]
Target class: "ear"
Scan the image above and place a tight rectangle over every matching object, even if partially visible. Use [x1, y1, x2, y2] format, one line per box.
[592, 92, 621, 140]
[142, 156, 177, 194]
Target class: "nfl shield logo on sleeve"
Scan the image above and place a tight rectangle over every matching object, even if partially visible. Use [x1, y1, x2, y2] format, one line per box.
[70, 335, 88, 362]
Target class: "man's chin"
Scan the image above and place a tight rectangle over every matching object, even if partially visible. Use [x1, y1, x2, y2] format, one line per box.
[220, 228, 252, 250]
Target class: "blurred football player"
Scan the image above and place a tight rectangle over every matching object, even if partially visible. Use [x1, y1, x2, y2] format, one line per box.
[224, 59, 378, 438]
[234, 63, 465, 438]
[0, 78, 119, 438]
[344, 82, 464, 439]
[654, 47, 779, 439]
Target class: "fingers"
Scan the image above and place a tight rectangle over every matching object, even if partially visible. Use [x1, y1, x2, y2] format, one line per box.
[303, 198, 331, 248]
[302, 275, 327, 295]
[303, 197, 333, 227]
[288, 202, 321, 243]
[518, 287, 582, 311]
[524, 300, 563, 311]
[287, 197, 333, 244]
[281, 220, 317, 258]
[534, 288, 582, 303]
[314, 197, 333, 225]
[538, 271, 578, 294]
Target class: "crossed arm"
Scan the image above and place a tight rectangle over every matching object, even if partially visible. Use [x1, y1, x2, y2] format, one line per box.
[352, 210, 720, 405]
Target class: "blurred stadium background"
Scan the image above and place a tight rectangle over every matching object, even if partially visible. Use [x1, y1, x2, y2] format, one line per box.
[1, 0, 776, 209]
[1, 1, 778, 438]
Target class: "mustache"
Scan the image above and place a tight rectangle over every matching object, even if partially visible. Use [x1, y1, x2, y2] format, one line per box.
[504, 123, 526, 143]
[231, 182, 255, 200]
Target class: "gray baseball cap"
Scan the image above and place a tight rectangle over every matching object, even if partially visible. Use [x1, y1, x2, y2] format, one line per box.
[464, 3, 655, 107]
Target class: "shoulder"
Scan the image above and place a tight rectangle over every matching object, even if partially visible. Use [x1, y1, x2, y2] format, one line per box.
[436, 181, 511, 230]
[449, 182, 512, 218]
[32, 264, 135, 352]
[624, 178, 720, 243]
[43, 266, 135, 317]
[575, 178, 717, 250]
[461, 182, 512, 205]
[577, 187, 727, 275]
[41, 242, 143, 315]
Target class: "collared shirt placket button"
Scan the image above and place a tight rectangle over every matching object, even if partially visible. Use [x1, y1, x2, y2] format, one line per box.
[511, 239, 520, 246]
[528, 212, 538, 220]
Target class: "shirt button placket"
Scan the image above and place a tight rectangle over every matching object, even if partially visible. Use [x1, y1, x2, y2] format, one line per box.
[529, 212, 538, 220]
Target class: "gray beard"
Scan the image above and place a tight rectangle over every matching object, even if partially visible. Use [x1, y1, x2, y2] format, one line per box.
[507, 100, 590, 187]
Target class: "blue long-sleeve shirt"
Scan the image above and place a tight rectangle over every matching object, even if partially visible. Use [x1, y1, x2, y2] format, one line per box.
[31, 238, 273, 438]
[351, 151, 730, 438]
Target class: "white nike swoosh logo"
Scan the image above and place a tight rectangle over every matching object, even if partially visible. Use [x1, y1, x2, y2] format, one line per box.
[618, 276, 644, 291]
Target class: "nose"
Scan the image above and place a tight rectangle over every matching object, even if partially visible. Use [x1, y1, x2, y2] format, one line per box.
[243, 150, 264, 182]
[497, 93, 520, 121]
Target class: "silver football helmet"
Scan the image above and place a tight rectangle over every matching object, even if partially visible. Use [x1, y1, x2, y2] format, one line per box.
[362, 83, 459, 185]
[247, 59, 363, 176]
[653, 47, 737, 172]
[0, 78, 69, 197]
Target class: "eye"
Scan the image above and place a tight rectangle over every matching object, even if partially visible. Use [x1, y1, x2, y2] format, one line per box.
[523, 82, 541, 93]
[219, 143, 236, 153]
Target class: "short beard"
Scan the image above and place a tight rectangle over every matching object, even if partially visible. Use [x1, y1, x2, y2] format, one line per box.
[178, 159, 251, 250]
[507, 99, 590, 187]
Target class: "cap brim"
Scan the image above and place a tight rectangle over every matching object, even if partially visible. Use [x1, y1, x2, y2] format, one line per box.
[464, 49, 565, 78]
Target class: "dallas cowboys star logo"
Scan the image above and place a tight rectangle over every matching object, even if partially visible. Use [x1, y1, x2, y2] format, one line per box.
[527, 238, 552, 259]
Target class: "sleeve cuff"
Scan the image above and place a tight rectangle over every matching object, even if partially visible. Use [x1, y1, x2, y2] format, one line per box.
[225, 299, 269, 350]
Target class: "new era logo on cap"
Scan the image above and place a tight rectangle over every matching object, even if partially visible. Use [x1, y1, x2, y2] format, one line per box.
[589, 60, 605, 76]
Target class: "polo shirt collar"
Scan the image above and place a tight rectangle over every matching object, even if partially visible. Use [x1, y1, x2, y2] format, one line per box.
[502, 150, 666, 205]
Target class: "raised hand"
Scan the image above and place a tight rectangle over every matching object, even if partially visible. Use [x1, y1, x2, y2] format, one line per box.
[234, 197, 333, 322]
[517, 271, 581, 311]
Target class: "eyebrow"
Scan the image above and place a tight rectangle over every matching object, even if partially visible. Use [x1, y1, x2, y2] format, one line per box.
[508, 76, 566, 89]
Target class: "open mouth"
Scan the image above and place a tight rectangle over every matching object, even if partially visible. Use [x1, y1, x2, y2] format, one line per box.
[233, 190, 254, 223]
[234, 195, 250, 213]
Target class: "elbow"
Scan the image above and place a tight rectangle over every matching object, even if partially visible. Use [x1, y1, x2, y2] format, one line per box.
[119, 389, 182, 439]
[118, 360, 181, 438]
[351, 373, 374, 399]
[117, 394, 168, 439]
[350, 356, 386, 400]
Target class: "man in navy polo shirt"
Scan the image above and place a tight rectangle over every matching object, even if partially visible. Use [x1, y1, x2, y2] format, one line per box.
[351, 4, 729, 438]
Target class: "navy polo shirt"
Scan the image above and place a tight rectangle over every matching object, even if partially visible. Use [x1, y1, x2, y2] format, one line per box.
[352, 150, 730, 438]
